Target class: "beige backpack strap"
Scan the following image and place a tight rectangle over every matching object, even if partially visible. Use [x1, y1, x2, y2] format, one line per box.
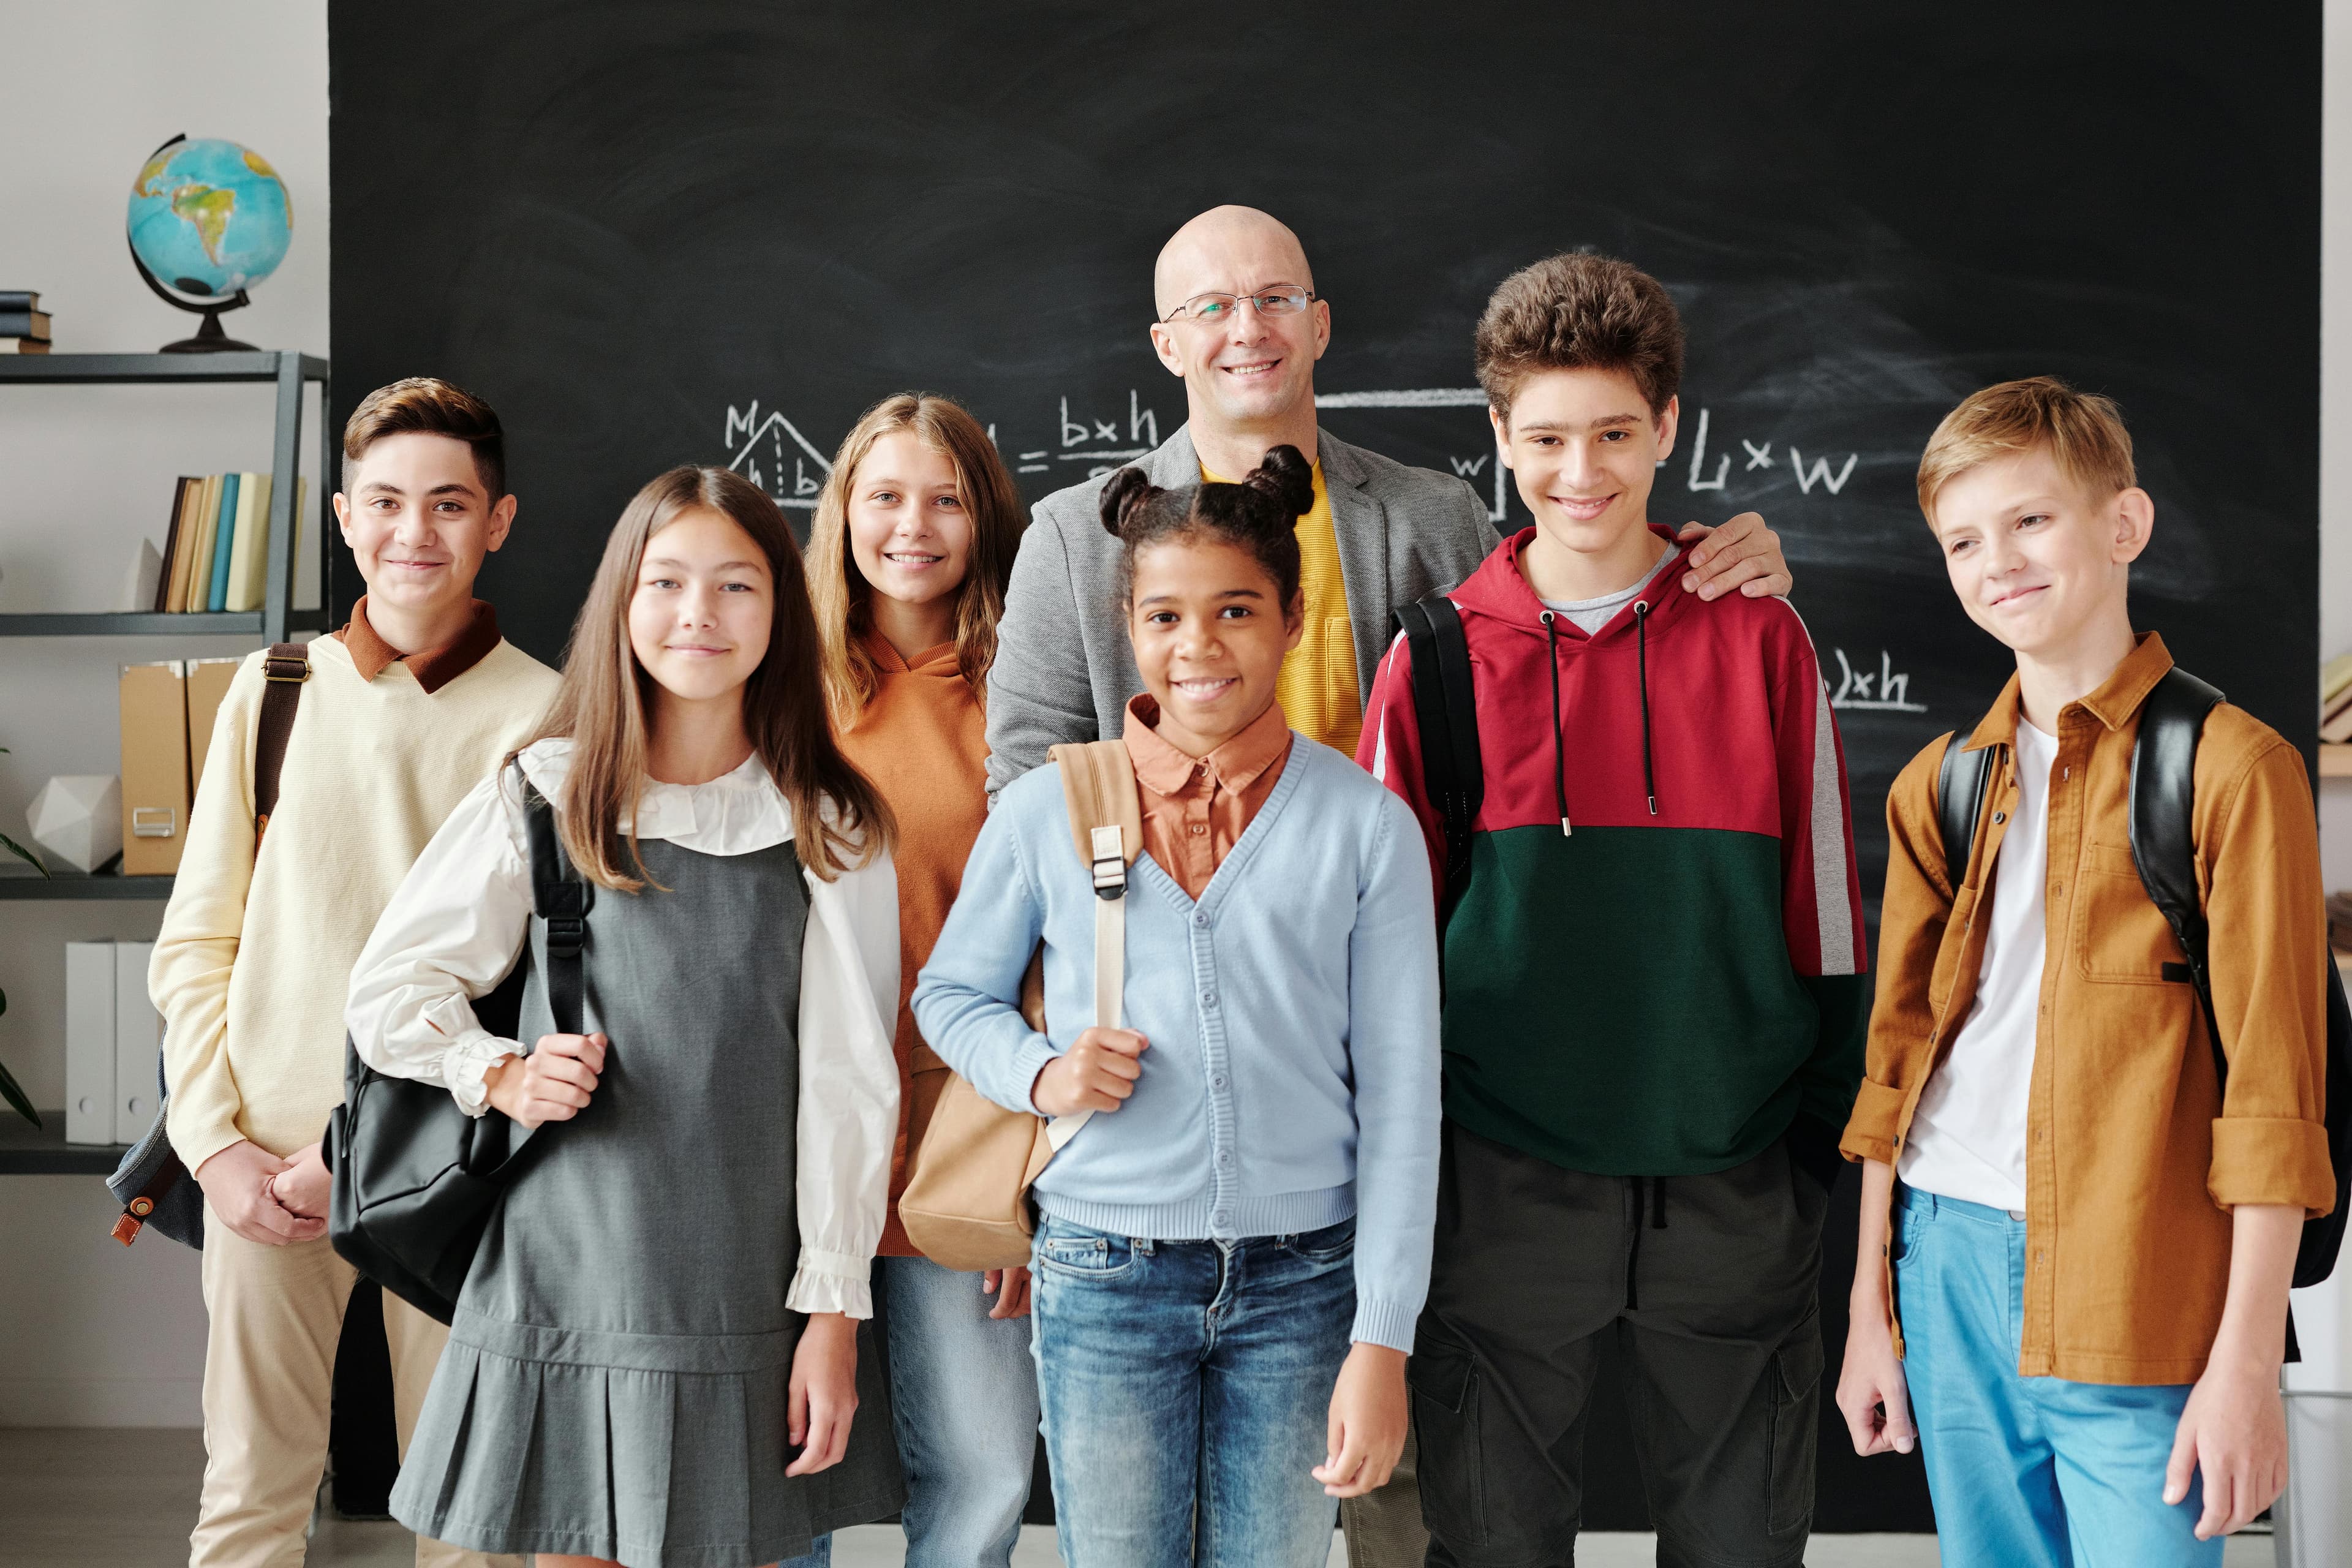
[1043, 741, 1143, 1152]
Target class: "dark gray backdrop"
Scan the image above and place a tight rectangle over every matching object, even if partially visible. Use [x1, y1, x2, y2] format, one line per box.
[327, 0, 2323, 1534]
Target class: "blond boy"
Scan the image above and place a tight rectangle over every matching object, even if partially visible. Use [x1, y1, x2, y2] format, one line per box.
[1835, 378, 2332, 1566]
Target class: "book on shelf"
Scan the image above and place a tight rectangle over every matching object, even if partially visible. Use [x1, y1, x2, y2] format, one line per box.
[2324, 701, 2352, 746]
[153, 471, 306, 613]
[0, 291, 39, 312]
[206, 473, 242, 612]
[2326, 652, 2352, 709]
[0, 337, 50, 354]
[153, 477, 192, 611]
[225, 473, 282, 612]
[0, 309, 51, 340]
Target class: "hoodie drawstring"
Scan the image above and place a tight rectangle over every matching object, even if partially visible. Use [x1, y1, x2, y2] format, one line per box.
[1634, 600, 1657, 816]
[1541, 611, 1570, 837]
[1625, 1175, 1670, 1310]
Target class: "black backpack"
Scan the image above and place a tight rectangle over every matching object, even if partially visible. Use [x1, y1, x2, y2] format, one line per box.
[1937, 666, 2352, 1292]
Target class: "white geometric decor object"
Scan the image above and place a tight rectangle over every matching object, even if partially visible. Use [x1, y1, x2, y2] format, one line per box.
[28, 774, 123, 874]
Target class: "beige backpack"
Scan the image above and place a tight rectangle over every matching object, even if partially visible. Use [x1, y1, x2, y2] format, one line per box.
[897, 740, 1143, 1271]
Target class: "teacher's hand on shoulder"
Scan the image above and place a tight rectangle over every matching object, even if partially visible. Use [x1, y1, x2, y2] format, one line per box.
[1676, 511, 1791, 600]
[484, 1031, 606, 1128]
[1030, 1027, 1148, 1117]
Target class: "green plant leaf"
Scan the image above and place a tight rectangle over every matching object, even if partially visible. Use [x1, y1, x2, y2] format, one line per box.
[0, 1055, 41, 1129]
[0, 829, 47, 876]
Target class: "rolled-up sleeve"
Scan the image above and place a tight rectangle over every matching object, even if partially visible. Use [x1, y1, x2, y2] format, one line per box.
[1841, 742, 1953, 1166]
[2200, 737, 2335, 1215]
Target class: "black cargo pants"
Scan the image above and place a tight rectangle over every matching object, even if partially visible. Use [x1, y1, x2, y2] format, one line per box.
[1411, 1123, 1828, 1568]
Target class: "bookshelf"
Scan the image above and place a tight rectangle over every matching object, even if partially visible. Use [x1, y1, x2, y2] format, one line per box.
[0, 1112, 129, 1176]
[0, 350, 332, 900]
[2321, 744, 2352, 778]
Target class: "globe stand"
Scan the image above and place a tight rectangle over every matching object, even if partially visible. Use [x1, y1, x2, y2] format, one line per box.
[128, 236, 255, 354]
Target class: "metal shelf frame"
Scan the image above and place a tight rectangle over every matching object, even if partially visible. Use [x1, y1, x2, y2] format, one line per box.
[0, 352, 334, 644]
[0, 875, 173, 900]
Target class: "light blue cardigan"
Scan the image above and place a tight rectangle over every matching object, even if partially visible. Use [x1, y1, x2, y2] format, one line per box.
[912, 737, 1441, 1352]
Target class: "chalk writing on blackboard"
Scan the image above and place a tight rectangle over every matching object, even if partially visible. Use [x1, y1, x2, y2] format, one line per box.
[1830, 648, 1928, 713]
[722, 392, 1863, 526]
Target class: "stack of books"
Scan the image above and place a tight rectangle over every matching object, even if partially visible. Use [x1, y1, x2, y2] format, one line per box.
[153, 472, 306, 613]
[2324, 653, 2352, 744]
[2, 289, 48, 354]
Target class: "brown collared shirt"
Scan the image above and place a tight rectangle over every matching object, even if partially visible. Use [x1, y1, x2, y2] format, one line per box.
[338, 596, 505, 693]
[1121, 693, 1294, 900]
[1844, 633, 2334, 1383]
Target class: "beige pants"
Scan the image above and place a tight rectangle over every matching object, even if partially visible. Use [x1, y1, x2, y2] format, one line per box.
[1340, 1425, 1430, 1567]
[193, 1201, 521, 1568]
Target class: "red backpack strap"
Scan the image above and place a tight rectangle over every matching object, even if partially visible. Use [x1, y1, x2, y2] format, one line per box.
[253, 642, 310, 847]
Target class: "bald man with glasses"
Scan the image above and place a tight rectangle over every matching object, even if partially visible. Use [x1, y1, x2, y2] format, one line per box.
[983, 206, 1796, 1566]
[986, 205, 1791, 799]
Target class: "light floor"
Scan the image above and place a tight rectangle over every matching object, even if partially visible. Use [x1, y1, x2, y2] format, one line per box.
[0, 1428, 2280, 1567]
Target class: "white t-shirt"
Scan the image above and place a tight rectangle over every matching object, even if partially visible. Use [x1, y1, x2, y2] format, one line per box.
[1898, 717, 2058, 1214]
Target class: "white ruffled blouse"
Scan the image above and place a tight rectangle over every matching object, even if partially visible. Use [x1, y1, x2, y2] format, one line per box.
[344, 738, 902, 1317]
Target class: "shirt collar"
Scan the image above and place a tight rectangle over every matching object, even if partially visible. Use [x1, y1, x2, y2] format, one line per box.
[1122, 692, 1293, 797]
[1964, 631, 2173, 750]
[338, 597, 503, 693]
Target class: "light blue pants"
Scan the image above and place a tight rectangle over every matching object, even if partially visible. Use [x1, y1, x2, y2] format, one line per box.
[1893, 1183, 2222, 1567]
[1029, 1215, 1357, 1568]
[783, 1253, 1041, 1568]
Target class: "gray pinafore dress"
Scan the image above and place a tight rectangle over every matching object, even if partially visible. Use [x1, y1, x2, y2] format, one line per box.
[391, 827, 904, 1567]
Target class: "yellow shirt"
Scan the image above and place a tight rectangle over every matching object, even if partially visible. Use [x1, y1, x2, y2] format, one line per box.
[1200, 460, 1361, 754]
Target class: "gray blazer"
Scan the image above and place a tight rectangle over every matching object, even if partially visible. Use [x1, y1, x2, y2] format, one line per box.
[984, 423, 1497, 795]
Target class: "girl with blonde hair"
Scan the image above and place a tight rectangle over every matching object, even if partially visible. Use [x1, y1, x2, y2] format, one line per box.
[347, 466, 907, 1568]
[801, 392, 1038, 1568]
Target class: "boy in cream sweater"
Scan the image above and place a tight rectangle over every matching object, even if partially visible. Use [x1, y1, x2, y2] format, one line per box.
[151, 377, 559, 1568]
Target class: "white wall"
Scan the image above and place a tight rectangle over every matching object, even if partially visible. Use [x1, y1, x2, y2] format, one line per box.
[0, 0, 328, 1426]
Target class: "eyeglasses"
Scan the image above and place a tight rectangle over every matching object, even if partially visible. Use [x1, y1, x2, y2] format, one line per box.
[1161, 285, 1318, 325]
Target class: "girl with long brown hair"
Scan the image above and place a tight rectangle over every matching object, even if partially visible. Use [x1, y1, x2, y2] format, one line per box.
[799, 393, 1037, 1568]
[347, 466, 907, 1568]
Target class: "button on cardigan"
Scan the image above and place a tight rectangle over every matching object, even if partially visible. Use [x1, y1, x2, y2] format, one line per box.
[912, 737, 1441, 1352]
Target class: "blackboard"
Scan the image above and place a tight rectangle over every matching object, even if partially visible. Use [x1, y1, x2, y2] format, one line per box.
[329, 0, 2322, 1536]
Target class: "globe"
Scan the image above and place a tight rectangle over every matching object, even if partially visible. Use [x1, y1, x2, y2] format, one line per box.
[126, 137, 293, 298]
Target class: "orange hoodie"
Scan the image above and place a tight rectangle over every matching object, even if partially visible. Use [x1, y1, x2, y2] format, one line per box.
[835, 633, 990, 1257]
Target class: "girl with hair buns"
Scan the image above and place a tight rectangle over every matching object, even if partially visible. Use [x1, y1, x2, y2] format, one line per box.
[913, 445, 1443, 1568]
[346, 466, 908, 1568]
[800, 392, 1041, 1568]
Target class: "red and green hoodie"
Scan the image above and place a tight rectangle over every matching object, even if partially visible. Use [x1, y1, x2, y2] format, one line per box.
[1356, 527, 1869, 1182]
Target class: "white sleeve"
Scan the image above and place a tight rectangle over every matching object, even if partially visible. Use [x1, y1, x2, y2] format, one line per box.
[786, 842, 903, 1318]
[345, 771, 534, 1115]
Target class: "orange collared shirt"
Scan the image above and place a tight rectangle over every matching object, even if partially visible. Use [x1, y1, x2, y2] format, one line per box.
[1844, 632, 2334, 1384]
[1121, 693, 1294, 900]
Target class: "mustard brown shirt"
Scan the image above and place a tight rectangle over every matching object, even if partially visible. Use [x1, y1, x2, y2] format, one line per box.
[1844, 632, 2334, 1383]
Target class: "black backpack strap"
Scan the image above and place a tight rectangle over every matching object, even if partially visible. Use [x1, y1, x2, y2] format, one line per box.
[520, 772, 594, 1038]
[2127, 668, 2226, 1092]
[1391, 595, 1482, 919]
[1934, 730, 1996, 894]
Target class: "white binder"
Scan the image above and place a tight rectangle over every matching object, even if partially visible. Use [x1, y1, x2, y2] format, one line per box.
[65, 941, 116, 1146]
[113, 941, 161, 1145]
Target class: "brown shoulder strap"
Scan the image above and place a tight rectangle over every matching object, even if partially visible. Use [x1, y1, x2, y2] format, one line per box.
[253, 642, 310, 846]
[1046, 739, 1142, 872]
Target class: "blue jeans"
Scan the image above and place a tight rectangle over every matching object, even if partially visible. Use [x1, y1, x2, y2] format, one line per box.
[781, 1253, 1041, 1568]
[1893, 1184, 2222, 1567]
[1029, 1215, 1357, 1568]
